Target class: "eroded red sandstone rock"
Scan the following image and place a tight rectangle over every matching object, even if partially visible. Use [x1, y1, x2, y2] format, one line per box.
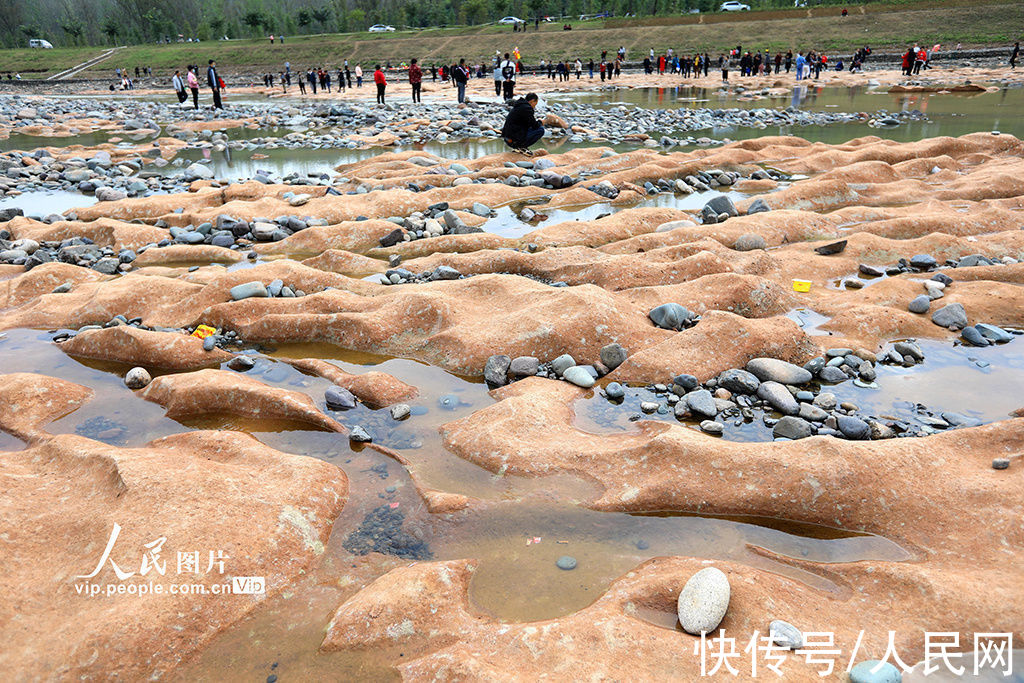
[59, 326, 231, 371]
[0, 430, 348, 679]
[139, 368, 345, 432]
[0, 372, 94, 442]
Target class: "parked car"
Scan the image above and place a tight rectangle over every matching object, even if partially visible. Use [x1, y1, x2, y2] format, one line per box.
[498, 16, 524, 24]
[368, 24, 396, 32]
[28, 39, 54, 49]
[720, 1, 751, 10]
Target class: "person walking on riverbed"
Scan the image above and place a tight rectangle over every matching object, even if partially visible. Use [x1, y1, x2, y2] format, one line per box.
[409, 58, 423, 103]
[1010, 42, 1019, 69]
[206, 60, 223, 109]
[373, 65, 387, 104]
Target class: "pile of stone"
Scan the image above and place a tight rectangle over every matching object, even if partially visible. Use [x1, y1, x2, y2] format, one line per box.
[49, 316, 245, 353]
[484, 342, 629, 390]
[229, 279, 308, 300]
[1, 229, 136, 273]
[377, 203, 484, 247]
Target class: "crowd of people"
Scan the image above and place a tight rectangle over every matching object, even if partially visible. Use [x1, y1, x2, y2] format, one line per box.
[153, 39, 1024, 123]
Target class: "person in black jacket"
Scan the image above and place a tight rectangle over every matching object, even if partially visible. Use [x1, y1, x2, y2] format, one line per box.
[207, 60, 223, 109]
[501, 93, 544, 155]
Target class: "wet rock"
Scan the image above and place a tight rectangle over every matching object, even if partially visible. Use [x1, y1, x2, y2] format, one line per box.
[432, 265, 462, 280]
[757, 381, 799, 415]
[686, 389, 718, 419]
[227, 355, 256, 371]
[484, 354, 511, 386]
[508, 356, 539, 378]
[798, 403, 829, 422]
[648, 303, 693, 331]
[677, 566, 730, 635]
[556, 556, 577, 570]
[718, 369, 760, 394]
[95, 187, 127, 202]
[746, 198, 770, 215]
[348, 425, 372, 442]
[229, 281, 268, 300]
[893, 341, 924, 362]
[746, 358, 812, 385]
[124, 367, 151, 389]
[379, 228, 404, 248]
[907, 295, 931, 314]
[960, 326, 990, 347]
[975, 323, 1013, 343]
[992, 458, 1010, 470]
[769, 619, 804, 650]
[325, 386, 357, 410]
[909, 253, 937, 270]
[604, 382, 625, 400]
[390, 404, 411, 420]
[704, 195, 738, 218]
[184, 162, 214, 180]
[849, 660, 901, 683]
[932, 302, 967, 330]
[773, 416, 813, 439]
[733, 233, 767, 251]
[814, 240, 847, 256]
[599, 343, 628, 370]
[699, 420, 724, 435]
[836, 415, 871, 440]
[552, 354, 576, 377]
[563, 366, 595, 388]
[818, 366, 848, 383]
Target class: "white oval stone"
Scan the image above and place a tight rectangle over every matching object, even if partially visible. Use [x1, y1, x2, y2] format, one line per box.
[677, 566, 730, 635]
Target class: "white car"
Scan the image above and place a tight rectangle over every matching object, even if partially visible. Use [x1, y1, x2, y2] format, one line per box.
[368, 24, 396, 32]
[720, 1, 750, 10]
[498, 16, 524, 24]
[28, 39, 54, 49]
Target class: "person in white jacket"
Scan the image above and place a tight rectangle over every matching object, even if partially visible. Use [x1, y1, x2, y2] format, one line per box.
[171, 70, 186, 103]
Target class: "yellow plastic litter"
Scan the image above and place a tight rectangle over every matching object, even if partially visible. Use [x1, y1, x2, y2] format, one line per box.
[792, 279, 812, 293]
[192, 324, 217, 339]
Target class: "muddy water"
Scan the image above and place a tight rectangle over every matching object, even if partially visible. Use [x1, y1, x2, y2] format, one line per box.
[0, 325, 914, 678]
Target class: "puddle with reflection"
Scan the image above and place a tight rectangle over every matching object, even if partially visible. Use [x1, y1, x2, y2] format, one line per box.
[0, 189, 98, 216]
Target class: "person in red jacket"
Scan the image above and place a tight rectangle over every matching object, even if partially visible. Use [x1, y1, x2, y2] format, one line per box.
[373, 64, 387, 104]
[408, 58, 422, 103]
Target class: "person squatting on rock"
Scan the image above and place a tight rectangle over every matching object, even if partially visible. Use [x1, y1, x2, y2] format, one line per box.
[502, 92, 544, 155]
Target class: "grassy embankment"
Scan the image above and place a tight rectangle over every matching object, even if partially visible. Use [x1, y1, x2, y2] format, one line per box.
[0, 0, 1020, 79]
